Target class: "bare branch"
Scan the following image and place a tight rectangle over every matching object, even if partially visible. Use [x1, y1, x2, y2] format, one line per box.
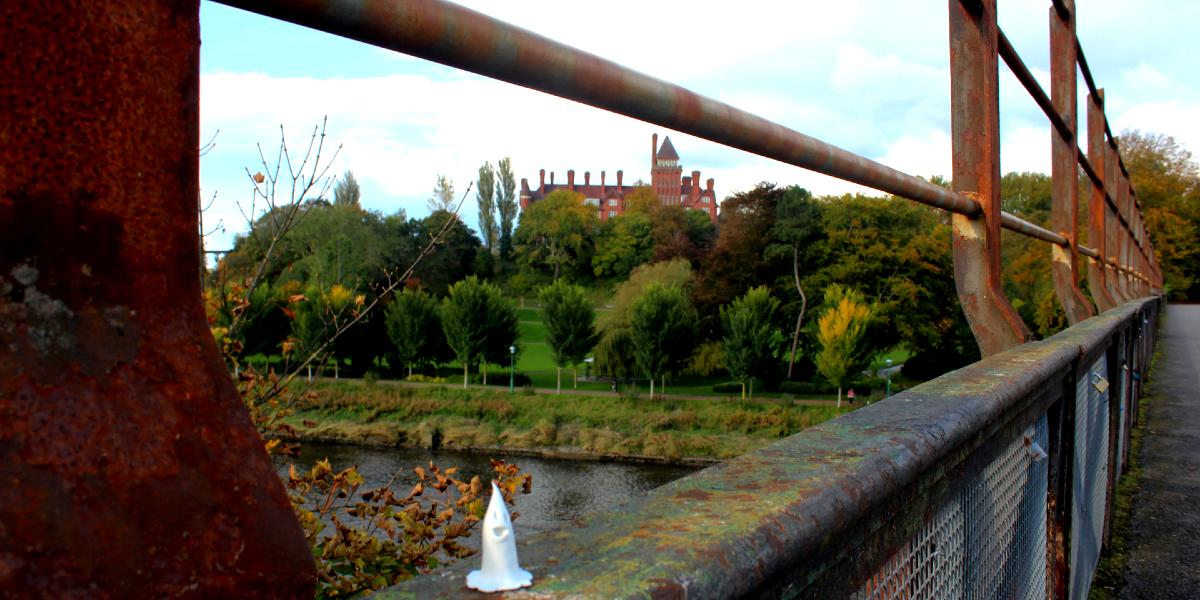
[261, 181, 475, 407]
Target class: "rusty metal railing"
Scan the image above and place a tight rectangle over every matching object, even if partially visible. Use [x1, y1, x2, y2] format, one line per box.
[217, 0, 1162, 357]
[0, 0, 1165, 597]
[386, 297, 1159, 599]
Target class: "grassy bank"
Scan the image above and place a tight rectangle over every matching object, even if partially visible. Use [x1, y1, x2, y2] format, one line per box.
[285, 379, 854, 461]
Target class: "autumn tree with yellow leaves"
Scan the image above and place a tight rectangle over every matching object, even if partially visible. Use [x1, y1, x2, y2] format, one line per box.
[815, 285, 874, 407]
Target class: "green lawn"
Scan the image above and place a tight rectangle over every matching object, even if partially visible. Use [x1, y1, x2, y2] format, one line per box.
[285, 295, 913, 401]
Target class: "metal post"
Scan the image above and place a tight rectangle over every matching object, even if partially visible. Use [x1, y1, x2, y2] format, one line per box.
[1104, 134, 1125, 304]
[0, 0, 315, 595]
[1049, 0, 1095, 323]
[1086, 91, 1118, 312]
[509, 345, 516, 393]
[949, 0, 1032, 356]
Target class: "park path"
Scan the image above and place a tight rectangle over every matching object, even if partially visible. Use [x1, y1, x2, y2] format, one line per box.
[1120, 304, 1200, 598]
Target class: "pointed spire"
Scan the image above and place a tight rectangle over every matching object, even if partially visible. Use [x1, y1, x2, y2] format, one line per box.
[656, 136, 680, 161]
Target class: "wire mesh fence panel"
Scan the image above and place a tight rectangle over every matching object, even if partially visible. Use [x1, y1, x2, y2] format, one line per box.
[854, 416, 1048, 600]
[853, 491, 966, 599]
[1070, 354, 1111, 600]
[1116, 341, 1128, 475]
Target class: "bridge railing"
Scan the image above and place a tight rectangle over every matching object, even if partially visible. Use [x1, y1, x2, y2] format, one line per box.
[391, 297, 1159, 599]
[0, 0, 1165, 596]
[220, 0, 1161, 358]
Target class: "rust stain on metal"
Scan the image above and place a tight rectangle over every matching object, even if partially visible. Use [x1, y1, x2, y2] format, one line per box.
[0, 0, 315, 596]
[674, 488, 713, 501]
[948, 0, 1033, 356]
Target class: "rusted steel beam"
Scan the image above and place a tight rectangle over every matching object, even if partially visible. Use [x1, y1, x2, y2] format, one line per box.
[949, 0, 1031, 356]
[1076, 41, 1101, 102]
[1118, 174, 1134, 298]
[1104, 129, 1128, 304]
[998, 29, 1074, 148]
[1049, 0, 1095, 323]
[1086, 91, 1119, 312]
[0, 1, 315, 595]
[214, 0, 983, 217]
[1001, 212, 1069, 246]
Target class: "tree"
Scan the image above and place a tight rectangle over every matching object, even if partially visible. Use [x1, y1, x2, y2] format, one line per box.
[630, 284, 698, 399]
[476, 162, 498, 253]
[766, 186, 820, 379]
[385, 288, 448, 377]
[480, 294, 520, 385]
[595, 259, 693, 381]
[1118, 130, 1200, 300]
[497, 157, 518, 260]
[441, 276, 514, 387]
[414, 210, 481, 294]
[814, 285, 873, 407]
[291, 283, 361, 380]
[428, 175, 456, 213]
[694, 183, 783, 335]
[721, 286, 781, 399]
[513, 189, 597, 280]
[333, 170, 361, 208]
[441, 277, 491, 388]
[592, 213, 653, 279]
[539, 280, 600, 393]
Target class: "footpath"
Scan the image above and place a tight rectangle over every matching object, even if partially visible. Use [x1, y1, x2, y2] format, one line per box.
[1120, 304, 1200, 598]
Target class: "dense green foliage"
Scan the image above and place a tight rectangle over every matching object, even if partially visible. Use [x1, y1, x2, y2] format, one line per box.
[385, 289, 450, 377]
[630, 284, 698, 397]
[721, 286, 782, 397]
[1119, 131, 1200, 300]
[441, 277, 518, 387]
[538, 280, 600, 392]
[215, 130, 1195, 394]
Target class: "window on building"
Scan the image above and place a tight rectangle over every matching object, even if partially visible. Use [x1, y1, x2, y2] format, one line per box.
[608, 198, 617, 206]
[701, 196, 709, 203]
[584, 197, 600, 206]
[608, 210, 616, 218]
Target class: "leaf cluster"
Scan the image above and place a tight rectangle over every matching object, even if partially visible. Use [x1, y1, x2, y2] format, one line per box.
[286, 458, 531, 597]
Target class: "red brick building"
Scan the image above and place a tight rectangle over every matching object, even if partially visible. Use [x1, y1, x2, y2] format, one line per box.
[519, 133, 718, 223]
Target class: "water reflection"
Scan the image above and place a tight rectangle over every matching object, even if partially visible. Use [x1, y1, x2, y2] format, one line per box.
[275, 444, 701, 539]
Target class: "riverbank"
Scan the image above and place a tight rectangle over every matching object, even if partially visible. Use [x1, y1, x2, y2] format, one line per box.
[284, 380, 855, 462]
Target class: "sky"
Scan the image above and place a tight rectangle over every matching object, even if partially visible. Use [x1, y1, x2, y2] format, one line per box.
[198, 0, 1200, 251]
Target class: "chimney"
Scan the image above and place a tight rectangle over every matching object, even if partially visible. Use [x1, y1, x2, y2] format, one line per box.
[601, 170, 607, 195]
[551, 171, 555, 185]
[651, 133, 658, 167]
[584, 171, 591, 186]
[706, 178, 714, 192]
[539, 169, 545, 193]
[682, 176, 692, 190]
[691, 171, 701, 202]
[520, 177, 529, 193]
[617, 169, 624, 187]
[567, 169, 575, 189]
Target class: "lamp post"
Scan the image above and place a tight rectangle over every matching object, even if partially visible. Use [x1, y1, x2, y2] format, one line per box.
[509, 345, 516, 393]
[885, 358, 893, 397]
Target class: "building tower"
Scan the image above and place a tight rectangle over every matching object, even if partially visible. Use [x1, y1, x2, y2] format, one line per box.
[651, 133, 683, 206]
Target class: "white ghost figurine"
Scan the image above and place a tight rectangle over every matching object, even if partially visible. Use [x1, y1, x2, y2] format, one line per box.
[466, 482, 533, 592]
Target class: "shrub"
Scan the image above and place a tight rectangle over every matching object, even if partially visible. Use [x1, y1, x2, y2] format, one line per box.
[406, 373, 448, 384]
[712, 382, 742, 394]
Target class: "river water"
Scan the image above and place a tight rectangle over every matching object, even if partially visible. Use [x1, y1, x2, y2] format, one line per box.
[275, 443, 703, 540]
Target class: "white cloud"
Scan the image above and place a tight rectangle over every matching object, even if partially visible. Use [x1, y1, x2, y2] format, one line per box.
[199, 0, 1200, 253]
[875, 130, 951, 181]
